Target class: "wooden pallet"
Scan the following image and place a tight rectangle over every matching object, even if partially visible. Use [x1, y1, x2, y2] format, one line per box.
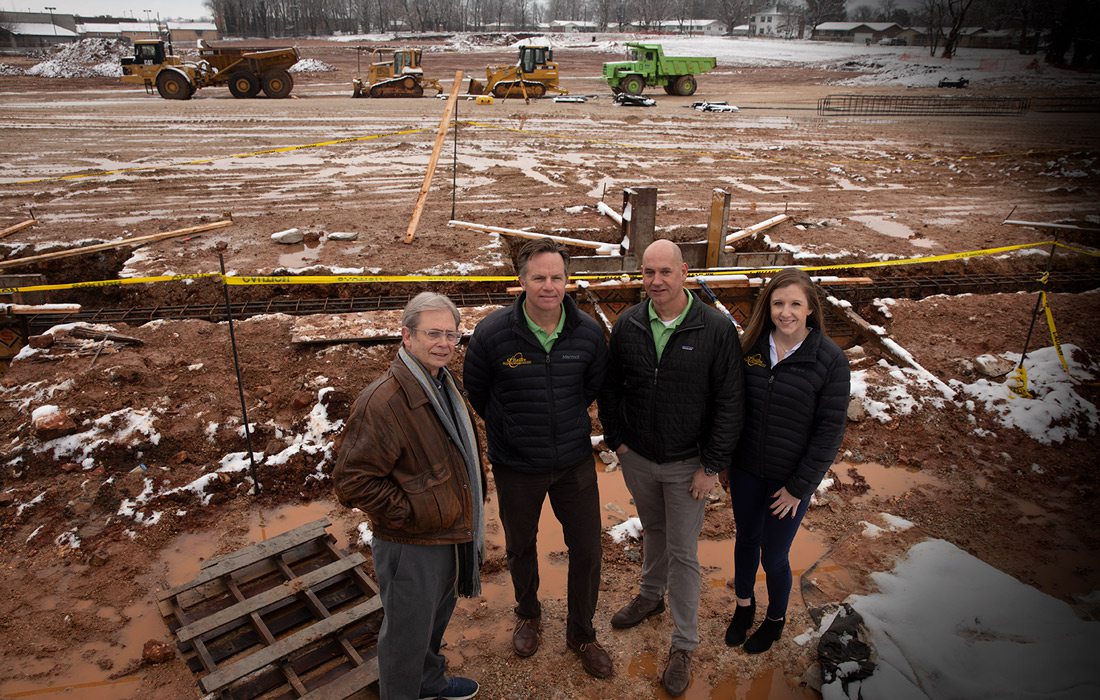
[157, 518, 383, 699]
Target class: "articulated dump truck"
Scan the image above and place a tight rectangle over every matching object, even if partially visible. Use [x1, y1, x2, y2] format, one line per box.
[120, 39, 300, 100]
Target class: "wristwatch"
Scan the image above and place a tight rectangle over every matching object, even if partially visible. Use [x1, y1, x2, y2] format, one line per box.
[703, 465, 721, 477]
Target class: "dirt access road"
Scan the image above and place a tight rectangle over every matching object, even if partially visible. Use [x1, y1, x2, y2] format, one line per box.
[1, 38, 1098, 699]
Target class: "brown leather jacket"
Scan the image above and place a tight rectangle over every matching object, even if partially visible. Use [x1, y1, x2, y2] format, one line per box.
[333, 359, 486, 546]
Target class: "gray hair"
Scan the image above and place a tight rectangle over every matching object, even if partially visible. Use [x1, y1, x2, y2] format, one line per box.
[401, 292, 460, 329]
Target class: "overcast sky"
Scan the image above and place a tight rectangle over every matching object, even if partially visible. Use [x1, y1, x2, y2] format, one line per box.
[4, 1, 212, 20]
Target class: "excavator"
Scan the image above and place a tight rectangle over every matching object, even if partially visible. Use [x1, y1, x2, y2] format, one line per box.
[352, 47, 443, 98]
[467, 45, 567, 99]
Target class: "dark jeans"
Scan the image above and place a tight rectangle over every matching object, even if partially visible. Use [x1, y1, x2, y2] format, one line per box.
[493, 459, 602, 644]
[730, 468, 811, 620]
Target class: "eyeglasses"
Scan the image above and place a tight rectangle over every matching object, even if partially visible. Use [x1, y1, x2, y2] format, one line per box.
[408, 327, 461, 343]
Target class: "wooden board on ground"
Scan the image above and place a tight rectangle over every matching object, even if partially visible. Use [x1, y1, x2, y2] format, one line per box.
[158, 518, 384, 700]
[290, 306, 498, 345]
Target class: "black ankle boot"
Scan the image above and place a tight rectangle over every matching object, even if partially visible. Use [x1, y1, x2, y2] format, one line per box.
[724, 598, 755, 647]
[743, 616, 785, 654]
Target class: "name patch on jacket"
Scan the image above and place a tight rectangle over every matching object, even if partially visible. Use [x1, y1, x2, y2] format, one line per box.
[560, 353, 581, 360]
[745, 353, 765, 367]
[680, 345, 694, 351]
[504, 352, 532, 368]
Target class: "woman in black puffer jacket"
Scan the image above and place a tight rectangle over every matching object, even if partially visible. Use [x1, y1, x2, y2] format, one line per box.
[724, 269, 850, 654]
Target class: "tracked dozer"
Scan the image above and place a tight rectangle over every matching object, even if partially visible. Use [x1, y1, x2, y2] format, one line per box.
[352, 47, 443, 98]
[467, 45, 567, 99]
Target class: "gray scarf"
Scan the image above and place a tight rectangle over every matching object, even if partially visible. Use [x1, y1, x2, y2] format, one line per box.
[398, 346, 483, 597]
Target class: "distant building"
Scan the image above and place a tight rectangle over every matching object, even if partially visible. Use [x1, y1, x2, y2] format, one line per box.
[749, 6, 800, 38]
[811, 22, 903, 44]
[658, 19, 725, 36]
[0, 11, 79, 49]
[543, 20, 598, 33]
[166, 21, 220, 46]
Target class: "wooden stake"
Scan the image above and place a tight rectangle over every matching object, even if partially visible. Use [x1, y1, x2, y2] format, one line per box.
[0, 219, 233, 270]
[0, 219, 36, 240]
[706, 188, 731, 268]
[405, 71, 464, 244]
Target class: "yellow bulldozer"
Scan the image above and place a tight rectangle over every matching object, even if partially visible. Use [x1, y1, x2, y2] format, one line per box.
[468, 45, 567, 99]
[352, 47, 443, 98]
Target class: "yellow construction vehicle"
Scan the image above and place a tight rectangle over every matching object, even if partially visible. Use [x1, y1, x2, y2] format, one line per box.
[120, 39, 299, 99]
[352, 47, 443, 98]
[467, 45, 567, 99]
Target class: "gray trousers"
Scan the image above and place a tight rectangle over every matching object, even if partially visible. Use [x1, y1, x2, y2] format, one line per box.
[371, 538, 457, 700]
[620, 449, 706, 651]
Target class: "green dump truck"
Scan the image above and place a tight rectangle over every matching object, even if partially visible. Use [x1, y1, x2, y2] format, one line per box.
[602, 43, 717, 96]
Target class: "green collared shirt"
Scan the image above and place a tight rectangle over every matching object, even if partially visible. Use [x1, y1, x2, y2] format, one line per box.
[523, 301, 566, 352]
[648, 290, 693, 362]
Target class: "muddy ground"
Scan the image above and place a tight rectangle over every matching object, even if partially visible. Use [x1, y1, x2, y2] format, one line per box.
[1, 38, 1098, 699]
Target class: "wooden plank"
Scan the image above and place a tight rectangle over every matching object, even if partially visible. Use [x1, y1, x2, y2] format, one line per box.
[299, 657, 380, 700]
[6, 303, 81, 315]
[199, 519, 330, 571]
[706, 188, 731, 269]
[0, 219, 36, 239]
[0, 220, 233, 270]
[199, 597, 384, 694]
[725, 214, 789, 246]
[447, 220, 619, 253]
[176, 554, 367, 643]
[622, 187, 657, 267]
[405, 71, 464, 244]
[159, 519, 330, 602]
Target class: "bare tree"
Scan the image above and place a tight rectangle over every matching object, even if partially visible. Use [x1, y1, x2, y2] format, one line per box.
[851, 4, 875, 22]
[940, 0, 978, 58]
[803, 0, 846, 36]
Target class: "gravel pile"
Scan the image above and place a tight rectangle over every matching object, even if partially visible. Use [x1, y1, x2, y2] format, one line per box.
[25, 38, 125, 78]
[290, 58, 336, 73]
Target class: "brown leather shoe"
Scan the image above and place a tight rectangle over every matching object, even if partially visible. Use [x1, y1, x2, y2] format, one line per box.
[567, 638, 614, 679]
[662, 647, 692, 697]
[610, 594, 665, 629]
[512, 616, 540, 657]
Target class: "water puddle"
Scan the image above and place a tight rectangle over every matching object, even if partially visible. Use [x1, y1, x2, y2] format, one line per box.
[832, 460, 942, 500]
[277, 240, 324, 269]
[850, 214, 915, 240]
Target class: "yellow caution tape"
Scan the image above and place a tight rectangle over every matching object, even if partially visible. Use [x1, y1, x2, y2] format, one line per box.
[1040, 290, 1071, 376]
[1, 241, 1097, 295]
[1008, 365, 1032, 399]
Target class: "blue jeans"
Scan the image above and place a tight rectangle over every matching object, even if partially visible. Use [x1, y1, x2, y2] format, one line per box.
[730, 468, 811, 620]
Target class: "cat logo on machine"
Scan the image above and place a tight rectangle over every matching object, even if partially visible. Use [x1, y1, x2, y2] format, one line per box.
[503, 352, 532, 368]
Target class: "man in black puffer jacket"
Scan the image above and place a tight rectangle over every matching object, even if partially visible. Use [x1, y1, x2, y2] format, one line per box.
[464, 238, 613, 680]
[598, 239, 744, 697]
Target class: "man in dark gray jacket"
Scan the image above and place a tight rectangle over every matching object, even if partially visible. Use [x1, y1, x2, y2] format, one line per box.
[599, 239, 744, 697]
[464, 238, 613, 679]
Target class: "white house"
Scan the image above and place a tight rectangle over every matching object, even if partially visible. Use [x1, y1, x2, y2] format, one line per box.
[658, 19, 725, 36]
[749, 6, 800, 38]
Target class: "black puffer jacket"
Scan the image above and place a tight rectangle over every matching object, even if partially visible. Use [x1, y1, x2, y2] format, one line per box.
[733, 326, 850, 500]
[463, 294, 608, 473]
[598, 294, 743, 472]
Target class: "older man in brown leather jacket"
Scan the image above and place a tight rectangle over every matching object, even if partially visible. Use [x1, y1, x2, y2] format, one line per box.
[334, 292, 486, 700]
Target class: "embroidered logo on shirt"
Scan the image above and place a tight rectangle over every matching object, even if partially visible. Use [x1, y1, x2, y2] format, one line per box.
[503, 352, 531, 368]
[745, 354, 765, 367]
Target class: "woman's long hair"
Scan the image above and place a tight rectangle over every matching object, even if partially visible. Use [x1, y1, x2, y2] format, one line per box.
[740, 269, 827, 353]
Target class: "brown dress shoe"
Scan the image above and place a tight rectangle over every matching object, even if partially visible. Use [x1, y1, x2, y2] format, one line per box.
[662, 647, 692, 697]
[566, 638, 614, 679]
[610, 594, 665, 629]
[512, 616, 540, 657]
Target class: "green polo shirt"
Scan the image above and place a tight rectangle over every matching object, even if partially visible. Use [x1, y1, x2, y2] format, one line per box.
[523, 302, 566, 352]
[648, 290, 693, 362]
